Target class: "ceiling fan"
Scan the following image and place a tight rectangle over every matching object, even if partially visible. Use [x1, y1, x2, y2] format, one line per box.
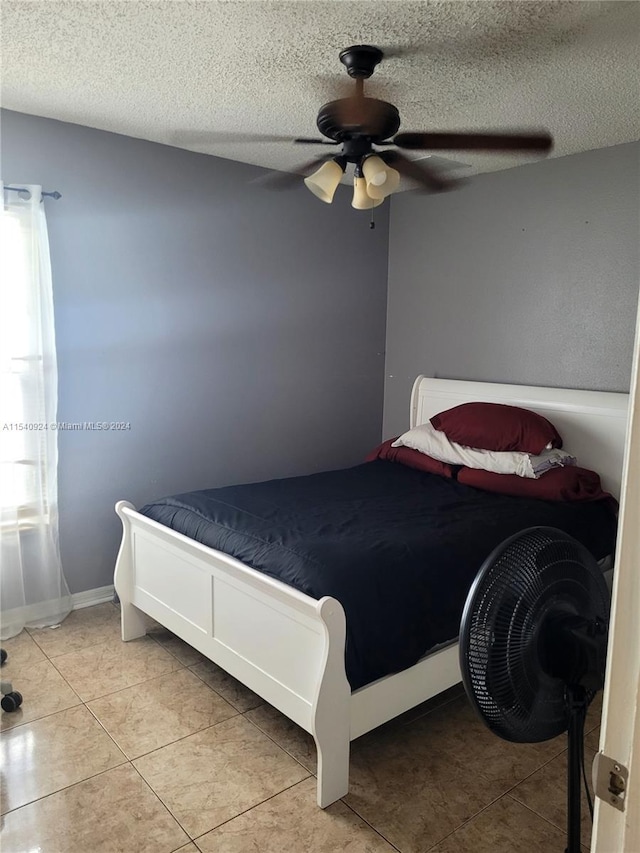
[186, 45, 554, 209]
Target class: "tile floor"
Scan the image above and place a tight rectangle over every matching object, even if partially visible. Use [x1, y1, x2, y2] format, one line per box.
[0, 602, 601, 853]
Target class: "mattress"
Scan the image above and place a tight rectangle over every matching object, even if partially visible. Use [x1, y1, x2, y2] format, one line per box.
[141, 461, 616, 689]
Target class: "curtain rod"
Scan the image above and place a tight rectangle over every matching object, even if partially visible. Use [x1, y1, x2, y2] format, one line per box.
[4, 185, 62, 200]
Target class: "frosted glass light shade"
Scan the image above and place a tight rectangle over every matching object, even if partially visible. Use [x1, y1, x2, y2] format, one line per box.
[352, 177, 384, 210]
[304, 160, 345, 203]
[362, 155, 400, 200]
[362, 155, 387, 186]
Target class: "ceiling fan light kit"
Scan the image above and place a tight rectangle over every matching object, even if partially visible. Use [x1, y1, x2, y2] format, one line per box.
[362, 155, 400, 199]
[352, 171, 384, 210]
[303, 156, 347, 203]
[306, 152, 398, 207]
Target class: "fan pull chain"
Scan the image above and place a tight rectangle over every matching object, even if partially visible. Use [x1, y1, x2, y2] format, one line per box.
[370, 205, 375, 229]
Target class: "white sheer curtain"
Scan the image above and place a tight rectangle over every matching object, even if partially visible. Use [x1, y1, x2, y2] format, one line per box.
[0, 183, 71, 639]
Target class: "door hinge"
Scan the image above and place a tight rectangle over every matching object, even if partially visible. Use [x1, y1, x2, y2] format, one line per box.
[592, 751, 628, 812]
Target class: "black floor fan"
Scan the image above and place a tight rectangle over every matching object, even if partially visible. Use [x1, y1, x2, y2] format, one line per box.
[459, 527, 610, 853]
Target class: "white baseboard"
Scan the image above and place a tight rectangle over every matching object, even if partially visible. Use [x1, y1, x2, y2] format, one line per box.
[1, 585, 116, 639]
[72, 584, 115, 610]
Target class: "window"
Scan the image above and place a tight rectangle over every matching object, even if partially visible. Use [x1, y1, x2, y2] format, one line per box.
[0, 197, 50, 522]
[0, 184, 70, 638]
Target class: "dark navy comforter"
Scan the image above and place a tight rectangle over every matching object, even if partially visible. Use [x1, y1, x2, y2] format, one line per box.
[141, 461, 616, 689]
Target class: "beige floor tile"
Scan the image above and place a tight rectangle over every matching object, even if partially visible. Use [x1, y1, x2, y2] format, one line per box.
[585, 726, 600, 751]
[395, 695, 566, 790]
[134, 714, 309, 838]
[1, 630, 47, 668]
[196, 776, 395, 853]
[342, 693, 566, 853]
[585, 692, 603, 733]
[428, 796, 566, 853]
[385, 682, 467, 730]
[150, 630, 210, 667]
[1, 608, 605, 853]
[0, 705, 126, 813]
[28, 603, 121, 658]
[345, 717, 506, 853]
[88, 668, 238, 758]
[245, 702, 317, 773]
[190, 660, 263, 712]
[51, 636, 182, 701]
[510, 746, 596, 848]
[238, 685, 468, 776]
[0, 658, 81, 731]
[0, 764, 188, 853]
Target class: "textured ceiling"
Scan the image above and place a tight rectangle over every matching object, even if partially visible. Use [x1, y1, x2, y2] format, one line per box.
[2, 1, 639, 188]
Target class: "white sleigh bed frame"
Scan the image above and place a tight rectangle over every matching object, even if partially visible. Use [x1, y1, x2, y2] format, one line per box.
[114, 377, 628, 807]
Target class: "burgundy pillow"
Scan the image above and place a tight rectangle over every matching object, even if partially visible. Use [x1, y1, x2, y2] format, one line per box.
[457, 465, 615, 504]
[430, 402, 562, 454]
[366, 438, 454, 478]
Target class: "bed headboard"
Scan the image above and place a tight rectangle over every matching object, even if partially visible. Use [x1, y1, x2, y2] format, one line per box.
[410, 376, 629, 499]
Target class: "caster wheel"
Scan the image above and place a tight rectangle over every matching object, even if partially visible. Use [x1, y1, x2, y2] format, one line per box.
[1, 691, 22, 712]
[0, 649, 6, 665]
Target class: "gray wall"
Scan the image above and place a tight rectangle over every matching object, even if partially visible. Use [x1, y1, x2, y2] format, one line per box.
[384, 142, 640, 437]
[1, 109, 389, 594]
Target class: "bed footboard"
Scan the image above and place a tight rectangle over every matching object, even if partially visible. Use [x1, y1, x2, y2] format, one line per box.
[114, 501, 351, 806]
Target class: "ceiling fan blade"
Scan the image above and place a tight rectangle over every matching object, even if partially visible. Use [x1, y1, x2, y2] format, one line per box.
[376, 44, 427, 60]
[253, 154, 337, 190]
[381, 151, 461, 193]
[294, 138, 339, 145]
[173, 131, 298, 145]
[173, 131, 335, 146]
[393, 131, 553, 153]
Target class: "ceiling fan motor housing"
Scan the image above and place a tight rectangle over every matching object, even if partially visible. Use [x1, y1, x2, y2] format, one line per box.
[316, 99, 400, 145]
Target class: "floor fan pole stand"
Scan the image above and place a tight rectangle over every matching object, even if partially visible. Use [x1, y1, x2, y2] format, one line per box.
[566, 686, 587, 853]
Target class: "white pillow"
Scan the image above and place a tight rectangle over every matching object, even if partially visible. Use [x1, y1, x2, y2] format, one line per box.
[392, 422, 575, 479]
